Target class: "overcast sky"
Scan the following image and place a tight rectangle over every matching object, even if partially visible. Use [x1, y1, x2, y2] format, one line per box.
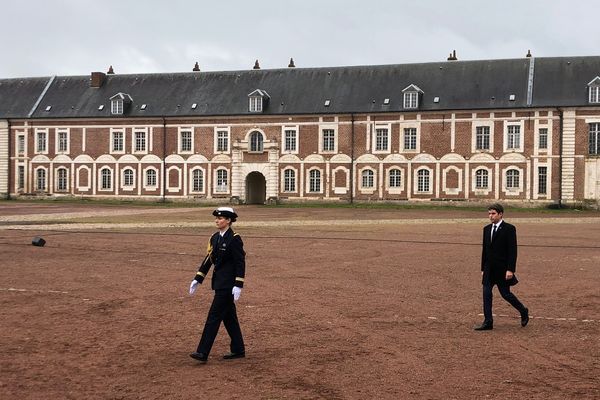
[1, 0, 599, 78]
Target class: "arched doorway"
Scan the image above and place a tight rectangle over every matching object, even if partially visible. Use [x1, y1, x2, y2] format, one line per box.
[245, 172, 266, 204]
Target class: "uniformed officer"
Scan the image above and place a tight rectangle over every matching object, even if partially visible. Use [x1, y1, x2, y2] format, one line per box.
[189, 206, 246, 363]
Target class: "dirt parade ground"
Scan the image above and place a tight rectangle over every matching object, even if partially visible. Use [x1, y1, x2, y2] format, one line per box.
[1, 201, 599, 399]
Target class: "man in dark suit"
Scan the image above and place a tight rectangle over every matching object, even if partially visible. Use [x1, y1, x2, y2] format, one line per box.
[188, 207, 246, 362]
[474, 203, 529, 331]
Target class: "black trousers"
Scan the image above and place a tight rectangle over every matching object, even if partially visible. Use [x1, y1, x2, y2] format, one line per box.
[482, 282, 527, 323]
[196, 289, 245, 356]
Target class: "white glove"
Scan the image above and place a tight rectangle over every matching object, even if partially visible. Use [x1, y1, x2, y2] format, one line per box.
[189, 280, 199, 295]
[232, 286, 242, 302]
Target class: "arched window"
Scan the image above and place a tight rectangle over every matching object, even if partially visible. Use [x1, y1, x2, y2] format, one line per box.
[506, 169, 520, 189]
[56, 168, 68, 191]
[36, 169, 46, 191]
[417, 169, 430, 193]
[146, 169, 157, 187]
[361, 169, 374, 188]
[216, 169, 228, 192]
[123, 169, 134, 187]
[475, 169, 489, 189]
[389, 169, 402, 188]
[284, 169, 296, 192]
[101, 168, 112, 190]
[192, 169, 204, 192]
[250, 131, 263, 152]
[309, 169, 321, 192]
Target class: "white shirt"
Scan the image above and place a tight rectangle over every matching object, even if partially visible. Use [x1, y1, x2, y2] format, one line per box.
[491, 220, 503, 240]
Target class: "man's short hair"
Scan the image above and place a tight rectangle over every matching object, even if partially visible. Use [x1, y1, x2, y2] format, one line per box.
[487, 203, 504, 214]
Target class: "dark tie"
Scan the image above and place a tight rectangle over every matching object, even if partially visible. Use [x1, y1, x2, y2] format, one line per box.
[491, 224, 497, 241]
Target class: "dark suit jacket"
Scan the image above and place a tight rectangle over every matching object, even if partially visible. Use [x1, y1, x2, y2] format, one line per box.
[194, 228, 246, 290]
[481, 221, 517, 285]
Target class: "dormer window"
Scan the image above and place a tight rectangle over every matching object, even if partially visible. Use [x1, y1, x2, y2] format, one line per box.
[402, 84, 423, 109]
[588, 77, 600, 104]
[248, 89, 270, 113]
[110, 92, 133, 115]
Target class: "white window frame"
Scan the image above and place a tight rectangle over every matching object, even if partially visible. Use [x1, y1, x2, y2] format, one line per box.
[403, 92, 418, 109]
[474, 169, 489, 189]
[111, 99, 124, 115]
[281, 126, 299, 154]
[35, 128, 48, 154]
[98, 167, 113, 191]
[55, 167, 69, 192]
[35, 167, 47, 191]
[373, 124, 391, 154]
[17, 164, 25, 190]
[472, 122, 494, 153]
[502, 166, 524, 196]
[281, 167, 297, 193]
[401, 123, 420, 153]
[110, 129, 125, 154]
[133, 128, 148, 154]
[55, 128, 70, 154]
[589, 123, 600, 155]
[190, 167, 206, 194]
[121, 168, 135, 190]
[143, 167, 159, 191]
[504, 121, 524, 152]
[589, 85, 600, 104]
[249, 131, 264, 153]
[214, 168, 230, 194]
[76, 165, 91, 192]
[413, 167, 433, 194]
[17, 133, 26, 156]
[178, 127, 194, 154]
[319, 125, 338, 154]
[471, 166, 493, 195]
[359, 167, 376, 193]
[307, 168, 323, 193]
[249, 96, 262, 112]
[538, 127, 548, 151]
[214, 127, 231, 153]
[386, 167, 404, 194]
[537, 165, 548, 196]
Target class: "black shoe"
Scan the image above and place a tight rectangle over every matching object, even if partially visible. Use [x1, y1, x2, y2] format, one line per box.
[223, 351, 245, 360]
[521, 308, 529, 327]
[190, 352, 207, 363]
[474, 322, 493, 331]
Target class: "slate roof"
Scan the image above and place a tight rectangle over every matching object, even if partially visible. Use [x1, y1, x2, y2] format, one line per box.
[1, 56, 599, 119]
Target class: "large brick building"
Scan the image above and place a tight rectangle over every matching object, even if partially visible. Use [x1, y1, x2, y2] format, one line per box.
[1, 55, 600, 205]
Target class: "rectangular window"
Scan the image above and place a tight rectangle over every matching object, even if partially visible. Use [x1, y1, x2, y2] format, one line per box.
[322, 129, 335, 152]
[475, 170, 489, 189]
[538, 166, 547, 195]
[389, 169, 402, 188]
[507, 125, 520, 150]
[111, 100, 123, 114]
[417, 171, 429, 192]
[217, 130, 229, 152]
[249, 97, 262, 112]
[112, 131, 124, 152]
[375, 128, 389, 152]
[284, 169, 296, 192]
[180, 130, 192, 152]
[57, 130, 68, 153]
[146, 170, 157, 187]
[18, 166, 25, 189]
[284, 129, 297, 152]
[538, 128, 548, 150]
[475, 126, 490, 150]
[36, 131, 47, 153]
[57, 169, 68, 191]
[404, 128, 417, 150]
[589, 123, 600, 155]
[590, 86, 600, 103]
[216, 170, 228, 192]
[17, 135, 25, 155]
[309, 170, 321, 192]
[403, 92, 418, 108]
[135, 131, 146, 152]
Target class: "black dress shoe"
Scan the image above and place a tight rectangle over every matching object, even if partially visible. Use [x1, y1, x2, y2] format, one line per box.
[521, 308, 529, 327]
[190, 352, 207, 363]
[223, 351, 245, 360]
[473, 322, 493, 331]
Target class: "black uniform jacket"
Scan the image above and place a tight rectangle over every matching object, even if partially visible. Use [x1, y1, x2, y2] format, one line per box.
[194, 228, 246, 290]
[481, 221, 517, 285]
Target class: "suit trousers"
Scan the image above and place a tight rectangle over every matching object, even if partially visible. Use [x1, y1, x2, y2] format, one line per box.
[197, 289, 245, 356]
[482, 282, 527, 323]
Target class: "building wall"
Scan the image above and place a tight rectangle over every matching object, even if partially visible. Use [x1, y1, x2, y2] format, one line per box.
[6, 107, 598, 204]
[0, 120, 8, 198]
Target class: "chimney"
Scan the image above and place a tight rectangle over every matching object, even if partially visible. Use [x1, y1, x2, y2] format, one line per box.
[526, 49, 532, 58]
[193, 62, 200, 72]
[90, 72, 106, 88]
[447, 50, 458, 61]
[107, 65, 115, 74]
[253, 59, 261, 69]
[288, 58, 295, 68]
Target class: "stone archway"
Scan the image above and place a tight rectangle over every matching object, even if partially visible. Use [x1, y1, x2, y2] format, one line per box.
[245, 171, 266, 204]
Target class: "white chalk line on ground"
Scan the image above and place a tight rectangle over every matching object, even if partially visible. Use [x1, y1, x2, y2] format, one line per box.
[0, 287, 69, 294]
[477, 313, 597, 323]
[2, 217, 600, 231]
